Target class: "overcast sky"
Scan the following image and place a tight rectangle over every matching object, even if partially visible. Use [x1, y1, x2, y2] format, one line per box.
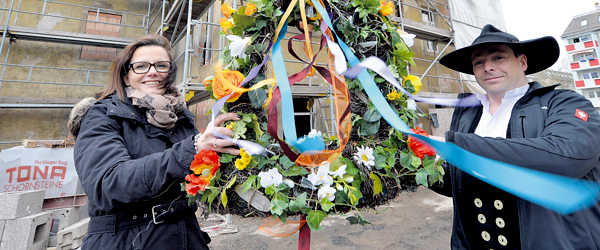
[501, 0, 600, 70]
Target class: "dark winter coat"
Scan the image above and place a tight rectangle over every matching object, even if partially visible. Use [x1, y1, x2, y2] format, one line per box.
[432, 82, 600, 250]
[73, 94, 210, 250]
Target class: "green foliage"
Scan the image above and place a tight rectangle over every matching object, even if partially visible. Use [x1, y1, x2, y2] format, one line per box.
[307, 210, 327, 231]
[346, 213, 372, 225]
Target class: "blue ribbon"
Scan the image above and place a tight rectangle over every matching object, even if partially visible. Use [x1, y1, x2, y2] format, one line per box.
[311, 0, 600, 214]
[271, 22, 325, 153]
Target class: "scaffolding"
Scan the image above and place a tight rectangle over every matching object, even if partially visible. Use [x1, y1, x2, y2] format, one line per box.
[0, 0, 469, 146]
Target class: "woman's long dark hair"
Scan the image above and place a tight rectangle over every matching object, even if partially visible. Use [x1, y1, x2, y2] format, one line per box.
[96, 34, 178, 101]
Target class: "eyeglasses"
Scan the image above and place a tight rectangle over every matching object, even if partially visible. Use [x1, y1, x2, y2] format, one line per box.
[129, 61, 172, 74]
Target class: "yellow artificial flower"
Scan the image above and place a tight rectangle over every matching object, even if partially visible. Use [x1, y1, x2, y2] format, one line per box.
[387, 90, 402, 100]
[226, 122, 235, 130]
[219, 18, 234, 33]
[235, 148, 252, 170]
[245, 3, 257, 15]
[403, 75, 422, 94]
[379, 0, 394, 16]
[221, 3, 236, 18]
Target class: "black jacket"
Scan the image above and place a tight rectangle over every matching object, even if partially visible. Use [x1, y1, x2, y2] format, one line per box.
[433, 82, 600, 250]
[74, 94, 209, 250]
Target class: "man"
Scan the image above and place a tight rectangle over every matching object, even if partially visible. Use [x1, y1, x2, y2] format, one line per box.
[431, 24, 600, 249]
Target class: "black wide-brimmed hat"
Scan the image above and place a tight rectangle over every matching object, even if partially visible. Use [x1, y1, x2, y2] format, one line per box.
[440, 24, 559, 75]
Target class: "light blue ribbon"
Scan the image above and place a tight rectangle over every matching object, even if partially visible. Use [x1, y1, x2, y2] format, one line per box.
[311, 0, 600, 214]
[271, 22, 325, 153]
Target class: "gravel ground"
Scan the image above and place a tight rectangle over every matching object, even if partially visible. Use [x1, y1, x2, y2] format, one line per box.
[202, 187, 453, 250]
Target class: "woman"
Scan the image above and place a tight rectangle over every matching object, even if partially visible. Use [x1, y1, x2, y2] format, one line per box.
[71, 34, 239, 249]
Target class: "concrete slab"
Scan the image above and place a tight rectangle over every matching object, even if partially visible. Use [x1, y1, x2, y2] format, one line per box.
[1, 211, 52, 250]
[0, 190, 45, 220]
[56, 217, 89, 250]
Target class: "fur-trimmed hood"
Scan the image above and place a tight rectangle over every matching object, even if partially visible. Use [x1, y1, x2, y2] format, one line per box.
[67, 97, 96, 140]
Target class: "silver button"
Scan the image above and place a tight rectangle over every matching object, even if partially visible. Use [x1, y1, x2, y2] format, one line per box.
[496, 217, 505, 228]
[143, 214, 148, 218]
[478, 214, 486, 224]
[133, 215, 137, 220]
[474, 198, 483, 208]
[494, 200, 503, 210]
[481, 231, 491, 241]
[498, 235, 508, 246]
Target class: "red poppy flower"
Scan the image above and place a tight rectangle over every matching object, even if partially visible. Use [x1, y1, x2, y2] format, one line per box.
[407, 127, 436, 160]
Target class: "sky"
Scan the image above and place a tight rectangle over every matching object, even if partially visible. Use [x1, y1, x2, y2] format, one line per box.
[500, 0, 600, 71]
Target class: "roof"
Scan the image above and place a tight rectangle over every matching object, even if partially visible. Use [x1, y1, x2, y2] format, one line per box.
[561, 10, 600, 38]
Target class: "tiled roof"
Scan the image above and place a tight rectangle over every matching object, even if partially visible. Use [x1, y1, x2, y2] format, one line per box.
[561, 10, 600, 38]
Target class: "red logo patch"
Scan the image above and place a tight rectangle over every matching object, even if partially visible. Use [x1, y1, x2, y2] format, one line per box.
[575, 109, 588, 122]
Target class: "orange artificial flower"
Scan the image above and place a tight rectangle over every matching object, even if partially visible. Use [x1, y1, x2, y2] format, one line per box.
[379, 0, 394, 16]
[221, 3, 235, 18]
[407, 127, 436, 160]
[185, 149, 221, 195]
[220, 18, 234, 33]
[190, 149, 221, 175]
[212, 70, 245, 102]
[203, 76, 214, 88]
[245, 3, 257, 15]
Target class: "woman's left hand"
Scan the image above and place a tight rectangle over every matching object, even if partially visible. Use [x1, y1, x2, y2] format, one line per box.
[195, 113, 241, 155]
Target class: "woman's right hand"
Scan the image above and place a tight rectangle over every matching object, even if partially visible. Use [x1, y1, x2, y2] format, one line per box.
[194, 113, 241, 155]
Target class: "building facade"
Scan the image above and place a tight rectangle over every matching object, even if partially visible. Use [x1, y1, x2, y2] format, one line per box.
[561, 3, 600, 112]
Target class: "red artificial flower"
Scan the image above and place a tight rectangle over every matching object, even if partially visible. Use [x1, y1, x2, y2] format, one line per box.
[407, 127, 436, 160]
[185, 174, 211, 195]
[185, 149, 221, 195]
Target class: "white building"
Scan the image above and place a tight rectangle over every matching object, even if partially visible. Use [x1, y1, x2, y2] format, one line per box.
[561, 3, 600, 111]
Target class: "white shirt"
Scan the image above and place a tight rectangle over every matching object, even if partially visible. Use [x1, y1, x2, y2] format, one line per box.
[474, 85, 529, 138]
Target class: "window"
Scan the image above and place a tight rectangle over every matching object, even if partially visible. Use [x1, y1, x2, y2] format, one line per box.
[579, 54, 587, 62]
[574, 38, 580, 43]
[593, 72, 599, 78]
[589, 92, 596, 98]
[81, 12, 122, 60]
[596, 90, 600, 97]
[598, 15, 600, 22]
[582, 36, 589, 42]
[582, 19, 588, 26]
[293, 98, 312, 137]
[584, 73, 591, 79]
[421, 10, 434, 24]
[425, 40, 438, 52]
[587, 54, 596, 60]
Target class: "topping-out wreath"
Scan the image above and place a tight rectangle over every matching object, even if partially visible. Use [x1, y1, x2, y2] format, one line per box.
[182, 0, 445, 231]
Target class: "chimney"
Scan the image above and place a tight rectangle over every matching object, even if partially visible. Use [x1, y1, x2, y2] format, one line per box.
[596, 2, 600, 10]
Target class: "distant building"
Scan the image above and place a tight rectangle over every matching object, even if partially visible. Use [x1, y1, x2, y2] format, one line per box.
[527, 70, 574, 91]
[561, 3, 600, 112]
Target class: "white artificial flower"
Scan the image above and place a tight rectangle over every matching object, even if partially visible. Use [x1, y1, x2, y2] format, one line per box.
[227, 35, 252, 59]
[331, 164, 347, 178]
[307, 129, 322, 139]
[298, 129, 323, 144]
[282, 179, 295, 188]
[344, 176, 354, 183]
[307, 163, 333, 187]
[258, 168, 283, 188]
[407, 99, 417, 111]
[396, 29, 416, 47]
[353, 146, 375, 170]
[318, 185, 337, 201]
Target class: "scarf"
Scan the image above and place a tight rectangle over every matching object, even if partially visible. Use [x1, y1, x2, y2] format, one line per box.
[125, 86, 186, 130]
